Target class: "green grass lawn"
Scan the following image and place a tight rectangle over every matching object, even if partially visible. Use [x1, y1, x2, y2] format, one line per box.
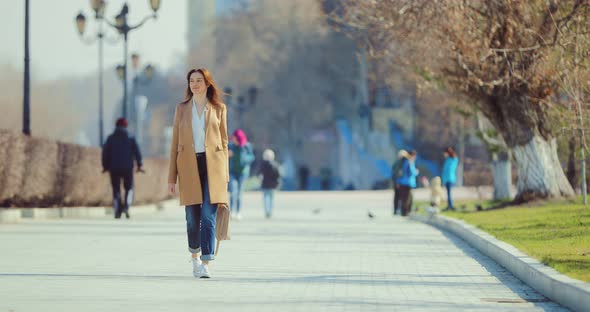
[430, 199, 590, 282]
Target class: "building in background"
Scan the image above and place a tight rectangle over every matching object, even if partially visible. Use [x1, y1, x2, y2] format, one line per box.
[186, 0, 216, 54]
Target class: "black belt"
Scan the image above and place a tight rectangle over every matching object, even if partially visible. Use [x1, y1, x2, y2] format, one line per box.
[195, 152, 206, 157]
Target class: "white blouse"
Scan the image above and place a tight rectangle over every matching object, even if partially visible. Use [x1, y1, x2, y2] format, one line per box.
[191, 98, 208, 153]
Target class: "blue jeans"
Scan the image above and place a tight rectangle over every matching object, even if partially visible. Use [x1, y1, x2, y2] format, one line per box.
[446, 182, 455, 209]
[185, 154, 217, 261]
[229, 174, 246, 214]
[262, 189, 274, 216]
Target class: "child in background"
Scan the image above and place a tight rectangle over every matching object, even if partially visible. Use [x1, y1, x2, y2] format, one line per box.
[427, 176, 444, 214]
[420, 176, 430, 188]
[259, 149, 281, 219]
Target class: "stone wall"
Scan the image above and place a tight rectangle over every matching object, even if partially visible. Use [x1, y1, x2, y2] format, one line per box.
[0, 129, 172, 207]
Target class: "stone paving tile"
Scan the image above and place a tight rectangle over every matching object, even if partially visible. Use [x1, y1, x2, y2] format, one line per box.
[0, 191, 568, 311]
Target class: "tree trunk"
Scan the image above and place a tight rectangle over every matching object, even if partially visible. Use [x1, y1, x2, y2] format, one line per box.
[511, 135, 575, 202]
[456, 116, 465, 187]
[475, 112, 511, 200]
[566, 136, 578, 189]
[491, 151, 512, 200]
[480, 95, 575, 202]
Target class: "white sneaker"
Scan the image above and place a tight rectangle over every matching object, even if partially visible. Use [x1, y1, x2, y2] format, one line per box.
[236, 213, 242, 221]
[198, 264, 211, 279]
[192, 257, 202, 277]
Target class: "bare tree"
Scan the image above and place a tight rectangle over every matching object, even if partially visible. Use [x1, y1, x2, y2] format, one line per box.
[552, 10, 590, 204]
[337, 0, 590, 202]
[211, 0, 361, 164]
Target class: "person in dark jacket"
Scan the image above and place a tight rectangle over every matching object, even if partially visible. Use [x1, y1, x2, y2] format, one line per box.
[102, 118, 143, 219]
[258, 149, 281, 219]
[298, 165, 310, 190]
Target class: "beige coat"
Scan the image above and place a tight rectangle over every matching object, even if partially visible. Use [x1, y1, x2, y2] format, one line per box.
[168, 101, 229, 206]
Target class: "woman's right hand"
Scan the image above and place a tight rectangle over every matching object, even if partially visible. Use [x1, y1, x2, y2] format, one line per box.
[168, 183, 176, 195]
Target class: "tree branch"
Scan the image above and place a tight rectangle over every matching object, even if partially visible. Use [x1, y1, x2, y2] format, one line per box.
[490, 44, 541, 53]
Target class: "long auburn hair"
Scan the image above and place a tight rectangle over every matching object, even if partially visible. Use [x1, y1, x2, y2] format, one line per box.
[445, 147, 457, 158]
[180, 68, 224, 107]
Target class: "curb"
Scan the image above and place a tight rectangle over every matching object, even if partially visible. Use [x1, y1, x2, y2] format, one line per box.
[0, 209, 21, 223]
[0, 199, 177, 223]
[410, 213, 590, 312]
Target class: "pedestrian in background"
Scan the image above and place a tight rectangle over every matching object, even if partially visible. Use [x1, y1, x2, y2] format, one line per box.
[167, 68, 230, 279]
[228, 129, 255, 220]
[409, 150, 419, 213]
[259, 149, 281, 218]
[442, 147, 459, 211]
[396, 150, 418, 216]
[430, 176, 444, 208]
[391, 149, 408, 216]
[102, 117, 143, 219]
[298, 165, 309, 190]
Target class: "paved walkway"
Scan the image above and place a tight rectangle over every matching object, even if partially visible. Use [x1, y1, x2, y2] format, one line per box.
[0, 191, 567, 311]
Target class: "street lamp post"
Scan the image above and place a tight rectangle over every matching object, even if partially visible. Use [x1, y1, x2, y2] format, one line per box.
[223, 87, 233, 101]
[358, 103, 371, 149]
[23, 0, 30, 135]
[223, 87, 234, 132]
[75, 0, 118, 146]
[237, 95, 246, 127]
[247, 86, 258, 109]
[230, 86, 258, 129]
[108, 1, 161, 119]
[77, 0, 160, 127]
[115, 64, 126, 122]
[129, 53, 154, 136]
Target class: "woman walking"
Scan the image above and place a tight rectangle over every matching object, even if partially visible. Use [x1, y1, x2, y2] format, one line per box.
[168, 68, 229, 278]
[228, 129, 255, 220]
[259, 149, 281, 218]
[442, 147, 459, 211]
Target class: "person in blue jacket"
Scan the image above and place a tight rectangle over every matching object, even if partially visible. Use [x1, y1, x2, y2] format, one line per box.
[396, 151, 418, 216]
[442, 147, 459, 211]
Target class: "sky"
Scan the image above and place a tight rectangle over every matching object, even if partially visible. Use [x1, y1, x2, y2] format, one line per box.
[0, 0, 188, 81]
